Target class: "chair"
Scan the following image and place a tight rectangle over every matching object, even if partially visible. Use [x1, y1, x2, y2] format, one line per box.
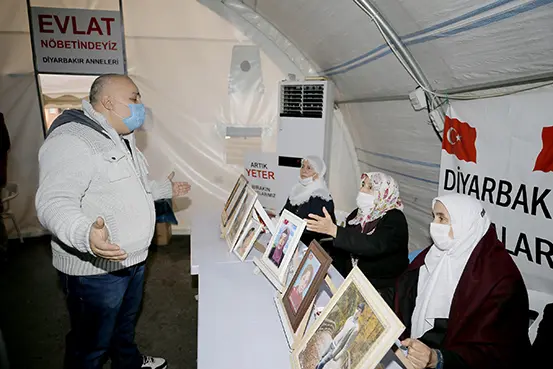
[1, 183, 23, 243]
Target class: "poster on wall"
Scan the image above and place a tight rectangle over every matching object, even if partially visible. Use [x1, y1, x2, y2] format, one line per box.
[438, 86, 553, 295]
[29, 7, 126, 75]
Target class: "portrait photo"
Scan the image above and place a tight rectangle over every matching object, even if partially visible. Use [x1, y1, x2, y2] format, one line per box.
[268, 223, 297, 268]
[226, 186, 258, 250]
[289, 254, 320, 313]
[283, 241, 331, 332]
[233, 218, 262, 261]
[291, 267, 404, 369]
[221, 175, 248, 227]
[261, 209, 306, 284]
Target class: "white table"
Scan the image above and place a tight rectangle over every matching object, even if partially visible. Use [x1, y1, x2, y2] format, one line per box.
[197, 261, 292, 369]
[192, 209, 406, 369]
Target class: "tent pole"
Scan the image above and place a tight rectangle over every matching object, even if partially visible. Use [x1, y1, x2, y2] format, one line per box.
[353, 1, 433, 96]
[352, 0, 445, 136]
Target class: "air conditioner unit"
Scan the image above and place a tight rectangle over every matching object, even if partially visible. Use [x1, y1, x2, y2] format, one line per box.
[276, 79, 333, 180]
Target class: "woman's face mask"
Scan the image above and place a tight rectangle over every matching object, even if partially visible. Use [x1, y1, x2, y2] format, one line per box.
[356, 192, 375, 213]
[430, 223, 455, 250]
[430, 200, 455, 250]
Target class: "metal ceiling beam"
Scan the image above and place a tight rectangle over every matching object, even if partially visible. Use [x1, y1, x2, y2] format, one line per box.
[437, 71, 553, 95]
[336, 95, 409, 104]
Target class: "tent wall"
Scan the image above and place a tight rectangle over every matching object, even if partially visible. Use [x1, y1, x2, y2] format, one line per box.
[340, 100, 440, 250]
[0, 0, 358, 237]
[0, 1, 45, 237]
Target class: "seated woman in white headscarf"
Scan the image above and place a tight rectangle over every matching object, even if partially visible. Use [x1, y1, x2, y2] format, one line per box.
[306, 172, 408, 307]
[281, 156, 336, 246]
[395, 193, 530, 369]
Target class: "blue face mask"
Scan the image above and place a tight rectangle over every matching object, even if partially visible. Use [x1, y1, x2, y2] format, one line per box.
[113, 102, 146, 131]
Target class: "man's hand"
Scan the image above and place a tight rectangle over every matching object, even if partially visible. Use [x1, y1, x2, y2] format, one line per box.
[401, 338, 438, 369]
[89, 217, 127, 261]
[168, 171, 191, 197]
[306, 207, 338, 237]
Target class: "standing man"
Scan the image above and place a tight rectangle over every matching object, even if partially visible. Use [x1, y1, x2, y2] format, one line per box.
[0, 112, 10, 261]
[35, 74, 190, 369]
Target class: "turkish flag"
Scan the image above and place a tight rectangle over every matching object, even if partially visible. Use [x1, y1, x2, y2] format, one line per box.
[533, 126, 553, 172]
[442, 116, 477, 163]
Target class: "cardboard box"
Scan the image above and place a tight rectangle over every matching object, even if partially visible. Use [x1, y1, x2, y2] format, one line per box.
[154, 222, 172, 246]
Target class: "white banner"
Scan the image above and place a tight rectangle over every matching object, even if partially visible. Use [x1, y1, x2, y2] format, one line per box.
[439, 87, 553, 295]
[30, 7, 125, 74]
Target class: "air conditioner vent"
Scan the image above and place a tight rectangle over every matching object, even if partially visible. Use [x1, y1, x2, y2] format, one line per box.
[280, 84, 324, 118]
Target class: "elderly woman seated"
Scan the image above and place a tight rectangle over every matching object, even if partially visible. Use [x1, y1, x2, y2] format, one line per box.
[306, 172, 409, 307]
[396, 193, 530, 369]
[281, 155, 336, 246]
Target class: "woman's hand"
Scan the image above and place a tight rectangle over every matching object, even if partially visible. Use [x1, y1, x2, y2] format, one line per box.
[306, 207, 338, 237]
[401, 339, 438, 369]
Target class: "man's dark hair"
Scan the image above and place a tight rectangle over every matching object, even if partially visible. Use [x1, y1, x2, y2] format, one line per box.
[89, 74, 124, 105]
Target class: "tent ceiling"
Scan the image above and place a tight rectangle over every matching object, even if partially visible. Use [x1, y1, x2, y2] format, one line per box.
[240, 0, 553, 98]
[39, 74, 96, 98]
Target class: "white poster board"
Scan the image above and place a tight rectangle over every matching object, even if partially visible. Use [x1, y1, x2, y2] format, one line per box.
[439, 86, 553, 295]
[29, 7, 125, 75]
[244, 152, 287, 214]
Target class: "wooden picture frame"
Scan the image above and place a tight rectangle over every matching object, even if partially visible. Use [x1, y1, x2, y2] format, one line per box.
[225, 185, 258, 250]
[282, 241, 332, 332]
[261, 209, 306, 284]
[221, 174, 248, 227]
[232, 217, 262, 261]
[291, 267, 405, 369]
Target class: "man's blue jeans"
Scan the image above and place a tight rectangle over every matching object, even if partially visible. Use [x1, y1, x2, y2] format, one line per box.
[59, 263, 145, 369]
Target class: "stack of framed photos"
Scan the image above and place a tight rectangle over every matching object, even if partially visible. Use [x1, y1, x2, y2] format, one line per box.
[221, 175, 276, 262]
[253, 209, 306, 292]
[221, 175, 248, 235]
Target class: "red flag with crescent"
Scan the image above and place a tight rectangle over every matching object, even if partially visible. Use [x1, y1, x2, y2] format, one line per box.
[533, 126, 553, 172]
[442, 116, 477, 163]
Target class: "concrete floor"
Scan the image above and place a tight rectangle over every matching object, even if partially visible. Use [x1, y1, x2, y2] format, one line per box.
[0, 235, 197, 369]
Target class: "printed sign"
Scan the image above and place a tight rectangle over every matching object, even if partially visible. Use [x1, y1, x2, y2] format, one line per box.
[439, 87, 553, 295]
[244, 152, 292, 215]
[30, 7, 125, 74]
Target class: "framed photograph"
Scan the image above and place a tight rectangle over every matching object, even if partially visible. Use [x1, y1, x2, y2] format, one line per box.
[225, 185, 258, 250]
[232, 217, 262, 261]
[221, 174, 248, 227]
[291, 267, 405, 369]
[283, 241, 332, 332]
[261, 209, 306, 284]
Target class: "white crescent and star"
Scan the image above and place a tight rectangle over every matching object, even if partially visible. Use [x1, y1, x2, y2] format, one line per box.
[446, 127, 462, 145]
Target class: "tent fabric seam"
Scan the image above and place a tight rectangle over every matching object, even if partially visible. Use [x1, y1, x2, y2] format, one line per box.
[323, 0, 519, 73]
[325, 0, 552, 76]
[355, 148, 440, 168]
[358, 159, 439, 185]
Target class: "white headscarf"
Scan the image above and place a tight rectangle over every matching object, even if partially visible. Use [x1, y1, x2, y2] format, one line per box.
[410, 193, 491, 339]
[288, 156, 332, 206]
